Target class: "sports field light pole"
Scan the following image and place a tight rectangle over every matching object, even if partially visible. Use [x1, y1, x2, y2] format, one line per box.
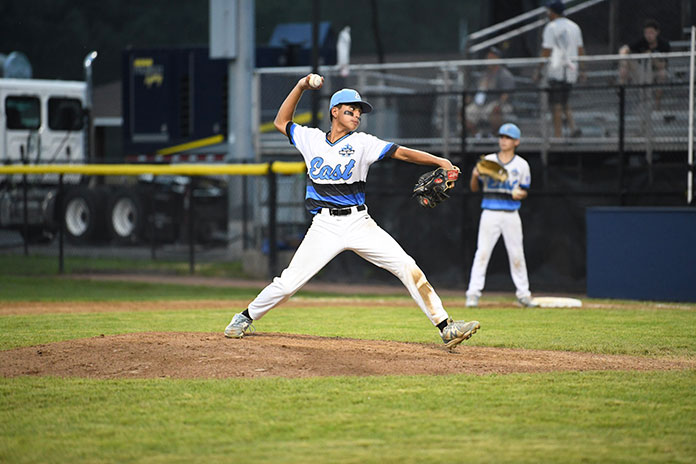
[310, 0, 320, 128]
[688, 26, 695, 205]
[83, 51, 97, 163]
[210, 0, 255, 255]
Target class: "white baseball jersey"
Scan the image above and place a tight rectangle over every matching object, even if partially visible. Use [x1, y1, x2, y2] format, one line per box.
[542, 17, 584, 83]
[287, 122, 398, 213]
[479, 153, 531, 211]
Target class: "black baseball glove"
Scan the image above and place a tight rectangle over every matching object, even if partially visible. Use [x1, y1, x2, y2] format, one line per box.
[412, 167, 459, 208]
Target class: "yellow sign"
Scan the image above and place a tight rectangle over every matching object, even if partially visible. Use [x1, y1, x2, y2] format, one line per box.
[144, 73, 163, 88]
[133, 58, 154, 67]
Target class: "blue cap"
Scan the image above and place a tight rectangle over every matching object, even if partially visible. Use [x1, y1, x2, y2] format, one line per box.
[546, 0, 564, 14]
[499, 123, 521, 139]
[329, 88, 373, 113]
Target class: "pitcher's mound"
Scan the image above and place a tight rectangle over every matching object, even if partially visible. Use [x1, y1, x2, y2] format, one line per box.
[1, 332, 692, 379]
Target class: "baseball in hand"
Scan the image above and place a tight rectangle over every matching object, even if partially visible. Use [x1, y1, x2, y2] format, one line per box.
[308, 74, 323, 89]
[512, 186, 525, 200]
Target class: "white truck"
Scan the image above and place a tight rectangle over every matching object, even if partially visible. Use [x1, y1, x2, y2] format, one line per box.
[0, 77, 89, 242]
[0, 75, 228, 245]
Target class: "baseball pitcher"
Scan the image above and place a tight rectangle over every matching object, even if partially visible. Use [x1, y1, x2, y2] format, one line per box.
[225, 73, 479, 349]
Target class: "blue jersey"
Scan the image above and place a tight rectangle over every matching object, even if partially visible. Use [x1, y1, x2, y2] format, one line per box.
[479, 153, 531, 211]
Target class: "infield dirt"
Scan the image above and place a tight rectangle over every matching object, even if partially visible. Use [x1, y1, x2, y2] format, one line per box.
[1, 299, 694, 379]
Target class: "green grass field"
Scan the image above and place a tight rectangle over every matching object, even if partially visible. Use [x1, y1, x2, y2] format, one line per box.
[1, 255, 695, 463]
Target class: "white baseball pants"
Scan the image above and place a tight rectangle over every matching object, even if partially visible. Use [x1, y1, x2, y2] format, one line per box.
[247, 206, 449, 326]
[466, 209, 531, 299]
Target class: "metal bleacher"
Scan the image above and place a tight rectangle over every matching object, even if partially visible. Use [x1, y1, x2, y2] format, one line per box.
[253, 0, 694, 160]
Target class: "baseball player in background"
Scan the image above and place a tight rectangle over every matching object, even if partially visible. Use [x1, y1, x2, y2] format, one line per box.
[225, 73, 480, 349]
[465, 123, 537, 308]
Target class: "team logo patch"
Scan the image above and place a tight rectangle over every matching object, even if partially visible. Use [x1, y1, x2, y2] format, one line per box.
[338, 144, 355, 157]
[510, 168, 519, 177]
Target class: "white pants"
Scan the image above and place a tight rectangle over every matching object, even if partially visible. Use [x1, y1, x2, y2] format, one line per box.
[248, 206, 449, 326]
[466, 209, 531, 299]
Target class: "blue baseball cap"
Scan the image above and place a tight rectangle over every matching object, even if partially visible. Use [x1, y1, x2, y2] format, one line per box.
[498, 123, 521, 139]
[329, 88, 373, 113]
[546, 0, 564, 15]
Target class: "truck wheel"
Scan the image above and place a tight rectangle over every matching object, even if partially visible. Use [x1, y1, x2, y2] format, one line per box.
[63, 188, 103, 244]
[108, 191, 143, 243]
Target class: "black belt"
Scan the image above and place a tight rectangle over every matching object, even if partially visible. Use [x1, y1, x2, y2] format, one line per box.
[326, 204, 367, 216]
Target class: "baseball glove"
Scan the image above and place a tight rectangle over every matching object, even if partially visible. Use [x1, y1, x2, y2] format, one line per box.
[412, 167, 459, 208]
[476, 157, 508, 182]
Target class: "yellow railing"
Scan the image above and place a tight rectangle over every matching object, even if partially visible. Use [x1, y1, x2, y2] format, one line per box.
[0, 162, 307, 176]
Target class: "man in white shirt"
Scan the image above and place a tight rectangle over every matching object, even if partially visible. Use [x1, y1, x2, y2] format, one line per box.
[540, 0, 585, 138]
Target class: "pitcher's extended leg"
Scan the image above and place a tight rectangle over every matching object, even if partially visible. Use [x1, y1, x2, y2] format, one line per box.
[349, 214, 448, 326]
[247, 216, 344, 320]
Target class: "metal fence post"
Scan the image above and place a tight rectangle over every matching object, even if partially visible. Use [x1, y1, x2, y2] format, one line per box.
[618, 85, 626, 205]
[460, 89, 468, 163]
[150, 181, 156, 260]
[267, 168, 278, 279]
[242, 171, 248, 250]
[441, 67, 451, 158]
[22, 173, 28, 256]
[187, 177, 195, 274]
[58, 174, 65, 274]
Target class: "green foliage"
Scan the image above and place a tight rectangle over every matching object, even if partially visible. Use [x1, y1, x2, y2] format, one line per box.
[2, 0, 484, 85]
[1, 0, 209, 84]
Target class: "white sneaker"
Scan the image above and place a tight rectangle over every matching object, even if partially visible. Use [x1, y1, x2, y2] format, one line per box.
[440, 319, 480, 349]
[466, 295, 479, 307]
[224, 313, 254, 338]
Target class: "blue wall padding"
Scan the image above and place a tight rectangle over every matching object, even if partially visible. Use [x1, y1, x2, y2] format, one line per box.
[586, 207, 696, 302]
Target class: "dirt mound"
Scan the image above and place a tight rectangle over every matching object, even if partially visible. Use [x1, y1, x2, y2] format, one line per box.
[1, 332, 692, 379]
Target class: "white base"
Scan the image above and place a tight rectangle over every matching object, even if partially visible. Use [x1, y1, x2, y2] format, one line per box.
[531, 297, 583, 308]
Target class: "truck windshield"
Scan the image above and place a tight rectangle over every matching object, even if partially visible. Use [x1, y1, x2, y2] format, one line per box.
[5, 96, 40, 130]
[48, 97, 84, 131]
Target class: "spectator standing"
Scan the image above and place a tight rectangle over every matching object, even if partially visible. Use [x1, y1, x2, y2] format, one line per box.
[539, 0, 585, 138]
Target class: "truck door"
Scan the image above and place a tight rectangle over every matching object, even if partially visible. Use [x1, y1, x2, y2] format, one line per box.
[43, 96, 84, 163]
[3, 95, 41, 164]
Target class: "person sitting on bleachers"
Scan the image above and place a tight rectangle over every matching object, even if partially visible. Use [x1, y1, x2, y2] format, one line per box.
[618, 19, 670, 108]
[464, 47, 516, 137]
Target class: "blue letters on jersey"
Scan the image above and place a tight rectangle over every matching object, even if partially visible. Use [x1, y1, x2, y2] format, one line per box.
[288, 123, 398, 213]
[309, 157, 356, 181]
[485, 178, 519, 190]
